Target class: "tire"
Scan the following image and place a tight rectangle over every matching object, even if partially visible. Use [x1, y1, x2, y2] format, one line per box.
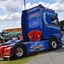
[48, 38, 58, 50]
[12, 44, 26, 59]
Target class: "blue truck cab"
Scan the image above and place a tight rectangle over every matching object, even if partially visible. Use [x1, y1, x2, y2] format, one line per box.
[22, 4, 62, 52]
[0, 4, 62, 60]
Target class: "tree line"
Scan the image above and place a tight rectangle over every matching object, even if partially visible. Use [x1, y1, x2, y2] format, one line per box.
[59, 20, 64, 26]
[59, 20, 64, 30]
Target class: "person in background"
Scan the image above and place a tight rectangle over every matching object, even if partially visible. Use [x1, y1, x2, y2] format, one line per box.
[12, 36, 18, 40]
[18, 35, 23, 40]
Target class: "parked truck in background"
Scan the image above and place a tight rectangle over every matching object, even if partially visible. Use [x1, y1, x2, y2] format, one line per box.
[0, 4, 62, 60]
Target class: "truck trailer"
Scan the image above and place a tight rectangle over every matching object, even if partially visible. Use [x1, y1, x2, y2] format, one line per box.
[0, 4, 62, 60]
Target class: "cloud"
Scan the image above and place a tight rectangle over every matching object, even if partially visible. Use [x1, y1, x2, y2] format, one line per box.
[0, 0, 64, 22]
[0, 0, 7, 1]
[0, 0, 22, 21]
[55, 0, 64, 3]
[49, 2, 64, 12]
[5, 0, 22, 13]
[0, 13, 21, 21]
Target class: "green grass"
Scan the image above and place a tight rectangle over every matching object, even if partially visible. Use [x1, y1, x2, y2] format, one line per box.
[0, 51, 45, 64]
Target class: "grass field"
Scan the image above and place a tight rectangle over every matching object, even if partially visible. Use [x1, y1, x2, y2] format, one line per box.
[0, 51, 45, 64]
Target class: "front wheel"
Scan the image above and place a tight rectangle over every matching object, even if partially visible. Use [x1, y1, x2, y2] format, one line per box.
[48, 38, 58, 50]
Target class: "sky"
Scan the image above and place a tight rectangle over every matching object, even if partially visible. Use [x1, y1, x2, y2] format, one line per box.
[0, 0, 64, 32]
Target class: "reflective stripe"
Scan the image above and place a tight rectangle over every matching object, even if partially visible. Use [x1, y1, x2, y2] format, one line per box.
[43, 12, 48, 24]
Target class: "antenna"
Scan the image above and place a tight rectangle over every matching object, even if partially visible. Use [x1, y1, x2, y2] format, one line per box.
[24, 0, 26, 10]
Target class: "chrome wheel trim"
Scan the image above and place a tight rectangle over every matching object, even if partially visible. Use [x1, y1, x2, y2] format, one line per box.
[15, 47, 23, 57]
[52, 41, 57, 49]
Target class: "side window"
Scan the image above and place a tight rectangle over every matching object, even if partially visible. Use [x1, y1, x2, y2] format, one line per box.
[51, 17, 59, 27]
